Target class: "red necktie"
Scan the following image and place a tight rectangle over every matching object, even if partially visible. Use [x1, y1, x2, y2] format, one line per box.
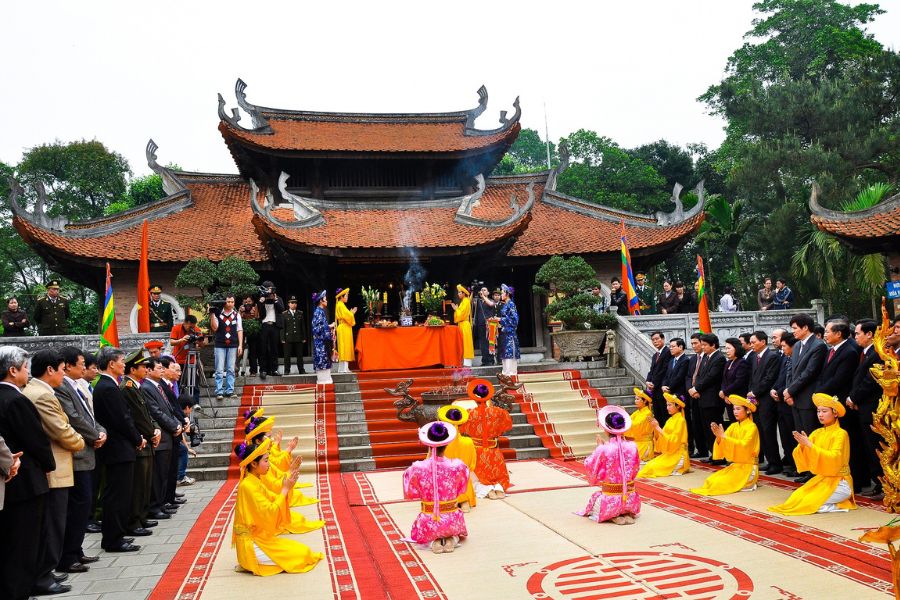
[860, 350, 866, 364]
[756, 354, 761, 367]
[827, 348, 835, 363]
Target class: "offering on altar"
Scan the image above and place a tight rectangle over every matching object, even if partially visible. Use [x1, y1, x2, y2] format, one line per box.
[426, 316, 445, 327]
[360, 285, 381, 322]
[374, 319, 399, 328]
[421, 282, 446, 315]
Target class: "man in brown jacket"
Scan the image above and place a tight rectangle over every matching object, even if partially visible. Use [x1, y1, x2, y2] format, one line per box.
[23, 348, 85, 596]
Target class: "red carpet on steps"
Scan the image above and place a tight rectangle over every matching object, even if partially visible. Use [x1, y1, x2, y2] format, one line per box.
[356, 368, 514, 469]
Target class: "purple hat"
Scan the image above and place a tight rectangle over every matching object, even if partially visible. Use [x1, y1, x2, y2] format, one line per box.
[501, 284, 514, 296]
[598, 405, 631, 436]
[312, 290, 327, 303]
[418, 421, 457, 448]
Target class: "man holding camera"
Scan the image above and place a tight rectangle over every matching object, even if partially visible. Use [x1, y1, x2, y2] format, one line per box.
[256, 281, 284, 379]
[473, 286, 498, 366]
[170, 315, 206, 404]
[209, 295, 243, 399]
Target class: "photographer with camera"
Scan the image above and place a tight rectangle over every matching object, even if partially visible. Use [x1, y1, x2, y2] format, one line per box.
[170, 314, 206, 404]
[209, 295, 243, 400]
[255, 281, 284, 379]
[473, 286, 499, 366]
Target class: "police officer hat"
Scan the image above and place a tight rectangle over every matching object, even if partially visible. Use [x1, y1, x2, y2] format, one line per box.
[124, 349, 149, 370]
[149, 285, 162, 294]
[47, 280, 61, 289]
[288, 295, 298, 303]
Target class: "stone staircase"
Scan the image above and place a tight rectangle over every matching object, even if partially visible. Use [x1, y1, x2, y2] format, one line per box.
[184, 360, 642, 480]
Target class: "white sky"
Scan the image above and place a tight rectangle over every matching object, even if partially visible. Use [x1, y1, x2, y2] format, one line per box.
[3, 0, 899, 178]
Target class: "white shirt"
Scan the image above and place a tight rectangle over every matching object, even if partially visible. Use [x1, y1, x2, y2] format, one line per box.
[829, 339, 848, 352]
[262, 304, 276, 324]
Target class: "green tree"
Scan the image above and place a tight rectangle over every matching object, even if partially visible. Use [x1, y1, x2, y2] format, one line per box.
[693, 196, 758, 305]
[555, 130, 669, 214]
[492, 128, 557, 175]
[629, 140, 696, 192]
[17, 140, 131, 219]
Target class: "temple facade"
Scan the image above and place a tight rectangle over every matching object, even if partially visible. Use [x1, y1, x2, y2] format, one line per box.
[10, 80, 705, 352]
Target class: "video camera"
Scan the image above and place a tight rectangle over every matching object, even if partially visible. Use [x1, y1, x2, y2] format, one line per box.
[258, 281, 277, 300]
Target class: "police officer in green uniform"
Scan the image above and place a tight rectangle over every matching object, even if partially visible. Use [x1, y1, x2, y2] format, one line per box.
[634, 272, 657, 315]
[148, 286, 174, 333]
[33, 280, 70, 335]
[120, 350, 160, 536]
[281, 296, 308, 374]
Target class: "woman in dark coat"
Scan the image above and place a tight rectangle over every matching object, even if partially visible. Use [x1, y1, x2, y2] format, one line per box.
[719, 338, 750, 426]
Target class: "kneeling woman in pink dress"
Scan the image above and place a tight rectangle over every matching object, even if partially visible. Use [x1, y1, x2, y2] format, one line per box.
[577, 405, 642, 525]
[403, 422, 471, 553]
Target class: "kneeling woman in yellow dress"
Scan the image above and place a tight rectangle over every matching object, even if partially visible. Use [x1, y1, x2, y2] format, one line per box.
[626, 388, 656, 463]
[637, 392, 690, 478]
[438, 404, 477, 512]
[232, 438, 324, 576]
[691, 394, 760, 495]
[769, 394, 858, 515]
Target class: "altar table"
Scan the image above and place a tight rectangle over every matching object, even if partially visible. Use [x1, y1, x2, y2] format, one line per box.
[355, 325, 462, 371]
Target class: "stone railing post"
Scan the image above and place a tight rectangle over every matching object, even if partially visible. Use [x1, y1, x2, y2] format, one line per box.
[810, 299, 826, 324]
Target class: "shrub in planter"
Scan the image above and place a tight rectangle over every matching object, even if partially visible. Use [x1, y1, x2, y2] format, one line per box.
[175, 256, 260, 328]
[533, 255, 616, 331]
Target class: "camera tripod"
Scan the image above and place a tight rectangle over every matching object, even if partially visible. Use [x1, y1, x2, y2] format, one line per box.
[181, 348, 217, 418]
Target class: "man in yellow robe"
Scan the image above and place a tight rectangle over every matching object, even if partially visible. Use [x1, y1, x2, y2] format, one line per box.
[451, 285, 474, 367]
[232, 438, 324, 576]
[438, 405, 476, 511]
[692, 394, 760, 495]
[769, 393, 858, 515]
[334, 288, 356, 373]
[625, 388, 656, 463]
[637, 392, 690, 478]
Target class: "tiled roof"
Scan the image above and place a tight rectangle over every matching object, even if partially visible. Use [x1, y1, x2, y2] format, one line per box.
[508, 198, 704, 257]
[14, 181, 269, 263]
[810, 207, 900, 238]
[219, 119, 520, 154]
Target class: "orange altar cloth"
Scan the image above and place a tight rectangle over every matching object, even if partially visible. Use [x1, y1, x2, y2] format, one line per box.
[355, 325, 462, 371]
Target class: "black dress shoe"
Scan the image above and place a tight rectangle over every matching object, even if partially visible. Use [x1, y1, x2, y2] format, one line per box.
[122, 537, 135, 544]
[171, 497, 187, 504]
[59, 563, 89, 573]
[79, 555, 100, 564]
[162, 507, 178, 515]
[175, 492, 185, 498]
[32, 582, 71, 595]
[142, 519, 159, 528]
[85, 523, 102, 534]
[709, 459, 727, 466]
[758, 462, 770, 471]
[128, 527, 153, 537]
[783, 468, 798, 478]
[259, 372, 267, 380]
[104, 542, 140, 553]
[52, 573, 68, 583]
[149, 511, 172, 520]
[794, 473, 814, 484]
[765, 466, 784, 475]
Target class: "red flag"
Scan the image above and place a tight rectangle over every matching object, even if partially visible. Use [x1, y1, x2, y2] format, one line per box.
[136, 219, 150, 332]
[696, 255, 712, 334]
[101, 263, 119, 347]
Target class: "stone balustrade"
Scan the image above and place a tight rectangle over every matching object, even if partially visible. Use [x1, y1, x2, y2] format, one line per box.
[0, 332, 169, 354]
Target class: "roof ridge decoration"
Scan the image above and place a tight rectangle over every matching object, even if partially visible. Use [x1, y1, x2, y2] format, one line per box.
[655, 180, 705, 226]
[7, 178, 68, 232]
[455, 176, 535, 228]
[809, 181, 900, 221]
[218, 80, 520, 135]
[544, 139, 570, 192]
[249, 176, 324, 229]
[146, 139, 191, 195]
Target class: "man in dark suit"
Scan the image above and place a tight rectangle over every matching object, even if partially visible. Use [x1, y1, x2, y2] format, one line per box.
[784, 313, 827, 482]
[257, 281, 285, 379]
[684, 333, 705, 458]
[0, 346, 57, 599]
[281, 296, 308, 374]
[816, 320, 859, 402]
[847, 319, 884, 498]
[160, 356, 188, 505]
[662, 337, 690, 450]
[644, 331, 672, 425]
[748, 330, 782, 473]
[122, 351, 160, 537]
[55, 346, 106, 573]
[771, 331, 799, 476]
[142, 358, 184, 520]
[92, 347, 144, 552]
[688, 333, 726, 463]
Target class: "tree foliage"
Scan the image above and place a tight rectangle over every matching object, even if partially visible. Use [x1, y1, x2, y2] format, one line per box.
[533, 255, 615, 330]
[629, 140, 697, 192]
[492, 128, 557, 175]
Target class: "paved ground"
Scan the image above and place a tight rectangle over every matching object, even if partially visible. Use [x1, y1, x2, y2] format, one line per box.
[55, 480, 225, 600]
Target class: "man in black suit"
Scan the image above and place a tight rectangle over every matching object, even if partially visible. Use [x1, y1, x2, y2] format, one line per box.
[644, 331, 671, 425]
[662, 337, 690, 451]
[122, 351, 160, 537]
[92, 347, 144, 552]
[771, 331, 799, 476]
[847, 319, 884, 498]
[0, 346, 57, 599]
[748, 330, 783, 474]
[688, 333, 726, 463]
[784, 313, 827, 482]
[256, 281, 285, 379]
[817, 320, 859, 403]
[160, 357, 188, 505]
[142, 357, 184, 520]
[684, 333, 706, 458]
[55, 346, 106, 573]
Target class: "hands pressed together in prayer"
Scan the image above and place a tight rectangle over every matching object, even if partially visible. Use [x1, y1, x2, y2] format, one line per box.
[792, 430, 812, 448]
[710, 422, 726, 440]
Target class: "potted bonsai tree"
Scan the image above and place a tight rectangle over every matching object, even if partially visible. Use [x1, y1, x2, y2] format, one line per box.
[534, 255, 618, 360]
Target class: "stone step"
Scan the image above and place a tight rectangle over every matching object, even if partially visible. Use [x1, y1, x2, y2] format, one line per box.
[513, 447, 551, 460]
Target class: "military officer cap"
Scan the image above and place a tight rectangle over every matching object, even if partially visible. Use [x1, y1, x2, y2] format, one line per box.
[124, 349, 149, 369]
[288, 295, 298, 303]
[47, 280, 61, 289]
[149, 285, 162, 294]
[492, 287, 502, 295]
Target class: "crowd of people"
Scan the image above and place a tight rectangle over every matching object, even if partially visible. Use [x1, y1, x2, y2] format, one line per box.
[636, 311, 900, 507]
[0, 343, 200, 600]
[603, 274, 796, 315]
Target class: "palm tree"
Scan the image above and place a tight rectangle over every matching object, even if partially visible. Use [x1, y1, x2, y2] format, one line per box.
[693, 195, 757, 306]
[792, 183, 890, 316]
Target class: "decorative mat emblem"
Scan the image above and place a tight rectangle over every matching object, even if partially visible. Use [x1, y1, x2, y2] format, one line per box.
[526, 552, 753, 599]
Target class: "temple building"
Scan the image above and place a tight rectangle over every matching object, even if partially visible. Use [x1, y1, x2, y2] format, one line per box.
[809, 183, 900, 313]
[10, 80, 704, 351]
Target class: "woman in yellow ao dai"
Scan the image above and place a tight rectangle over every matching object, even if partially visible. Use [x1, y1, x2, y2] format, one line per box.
[232, 438, 324, 576]
[691, 394, 760, 495]
[625, 388, 656, 463]
[452, 285, 475, 366]
[769, 394, 858, 515]
[438, 404, 477, 511]
[637, 392, 690, 478]
[335, 288, 356, 364]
